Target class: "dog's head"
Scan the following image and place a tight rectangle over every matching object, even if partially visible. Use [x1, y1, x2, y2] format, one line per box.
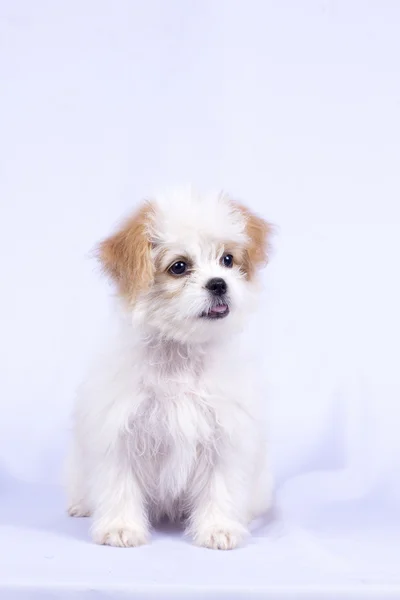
[98, 189, 272, 343]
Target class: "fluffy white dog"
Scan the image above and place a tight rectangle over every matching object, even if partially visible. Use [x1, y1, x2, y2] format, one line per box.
[67, 188, 272, 550]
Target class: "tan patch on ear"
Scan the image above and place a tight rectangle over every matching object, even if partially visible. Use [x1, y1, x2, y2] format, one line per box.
[232, 202, 272, 278]
[97, 202, 154, 300]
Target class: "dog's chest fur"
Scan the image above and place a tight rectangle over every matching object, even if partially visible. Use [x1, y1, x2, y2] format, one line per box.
[128, 340, 220, 510]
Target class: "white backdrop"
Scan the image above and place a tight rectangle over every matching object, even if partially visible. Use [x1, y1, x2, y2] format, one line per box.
[1, 1, 399, 597]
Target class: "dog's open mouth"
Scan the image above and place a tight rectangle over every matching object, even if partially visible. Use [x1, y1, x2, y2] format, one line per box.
[200, 304, 230, 319]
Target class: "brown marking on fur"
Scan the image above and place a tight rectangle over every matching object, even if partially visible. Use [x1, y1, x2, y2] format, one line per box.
[152, 251, 193, 299]
[97, 202, 154, 300]
[218, 242, 247, 269]
[231, 202, 272, 279]
[153, 248, 192, 274]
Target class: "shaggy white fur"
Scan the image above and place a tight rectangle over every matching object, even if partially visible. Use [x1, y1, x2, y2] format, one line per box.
[67, 188, 272, 550]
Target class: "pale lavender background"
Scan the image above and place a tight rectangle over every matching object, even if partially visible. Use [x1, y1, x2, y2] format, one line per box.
[0, 1, 399, 597]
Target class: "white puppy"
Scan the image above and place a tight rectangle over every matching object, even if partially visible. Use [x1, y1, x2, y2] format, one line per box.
[67, 188, 272, 550]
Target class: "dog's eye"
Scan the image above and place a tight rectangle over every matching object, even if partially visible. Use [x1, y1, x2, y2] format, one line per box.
[169, 261, 187, 276]
[221, 254, 233, 268]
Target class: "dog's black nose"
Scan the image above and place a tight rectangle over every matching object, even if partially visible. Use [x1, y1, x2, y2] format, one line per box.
[206, 277, 227, 296]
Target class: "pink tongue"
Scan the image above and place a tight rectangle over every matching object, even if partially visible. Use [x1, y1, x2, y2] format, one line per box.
[210, 304, 228, 314]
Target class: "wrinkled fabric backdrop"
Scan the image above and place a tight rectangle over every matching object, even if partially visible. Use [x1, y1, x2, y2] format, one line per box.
[0, 1, 399, 597]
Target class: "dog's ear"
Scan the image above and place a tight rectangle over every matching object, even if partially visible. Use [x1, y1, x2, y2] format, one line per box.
[97, 202, 154, 300]
[232, 202, 272, 278]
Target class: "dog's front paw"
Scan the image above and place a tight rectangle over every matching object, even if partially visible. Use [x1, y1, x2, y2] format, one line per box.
[194, 522, 247, 551]
[92, 523, 149, 548]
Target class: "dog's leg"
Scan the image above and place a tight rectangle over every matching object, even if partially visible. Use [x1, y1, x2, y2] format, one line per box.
[187, 457, 250, 551]
[90, 443, 149, 548]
